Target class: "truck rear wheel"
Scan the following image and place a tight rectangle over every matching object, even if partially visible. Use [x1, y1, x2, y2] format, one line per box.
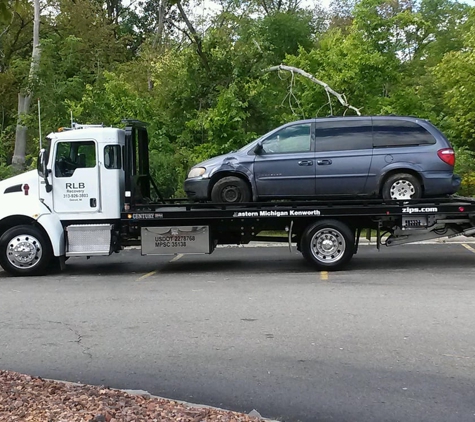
[0, 225, 52, 276]
[300, 219, 354, 270]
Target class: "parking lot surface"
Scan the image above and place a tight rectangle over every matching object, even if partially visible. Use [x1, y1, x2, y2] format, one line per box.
[1, 243, 475, 422]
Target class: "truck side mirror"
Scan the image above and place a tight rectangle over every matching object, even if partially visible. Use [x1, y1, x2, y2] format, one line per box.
[37, 149, 52, 193]
[37, 149, 47, 178]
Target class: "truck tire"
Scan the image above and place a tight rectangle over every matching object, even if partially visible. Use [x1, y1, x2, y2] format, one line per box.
[300, 219, 354, 270]
[382, 173, 422, 200]
[0, 225, 52, 276]
[211, 176, 251, 203]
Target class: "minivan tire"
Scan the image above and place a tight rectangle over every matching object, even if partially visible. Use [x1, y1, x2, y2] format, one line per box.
[211, 176, 251, 203]
[382, 173, 422, 200]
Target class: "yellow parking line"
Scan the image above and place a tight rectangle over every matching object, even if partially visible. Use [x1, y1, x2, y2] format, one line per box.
[462, 244, 475, 254]
[136, 270, 156, 281]
[320, 271, 329, 281]
[135, 254, 183, 281]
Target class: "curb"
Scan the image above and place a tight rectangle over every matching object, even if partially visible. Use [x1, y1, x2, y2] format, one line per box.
[44, 378, 280, 422]
[121, 389, 280, 422]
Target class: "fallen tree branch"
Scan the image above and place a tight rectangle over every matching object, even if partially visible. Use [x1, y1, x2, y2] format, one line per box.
[265, 64, 362, 116]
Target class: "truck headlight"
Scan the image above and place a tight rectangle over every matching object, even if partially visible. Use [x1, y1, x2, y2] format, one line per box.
[188, 167, 206, 178]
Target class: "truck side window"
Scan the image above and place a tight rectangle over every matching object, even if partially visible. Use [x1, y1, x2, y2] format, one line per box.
[104, 145, 122, 169]
[55, 141, 96, 178]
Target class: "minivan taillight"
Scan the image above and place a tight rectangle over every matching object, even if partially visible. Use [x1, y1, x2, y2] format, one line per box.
[437, 148, 455, 166]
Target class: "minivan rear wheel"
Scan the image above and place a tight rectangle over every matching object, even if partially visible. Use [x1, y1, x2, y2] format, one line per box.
[211, 176, 251, 203]
[382, 173, 422, 200]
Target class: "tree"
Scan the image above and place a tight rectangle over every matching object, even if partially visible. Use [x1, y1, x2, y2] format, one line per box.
[12, 0, 39, 169]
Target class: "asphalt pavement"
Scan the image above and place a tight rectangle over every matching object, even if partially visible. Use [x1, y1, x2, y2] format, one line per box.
[1, 243, 475, 422]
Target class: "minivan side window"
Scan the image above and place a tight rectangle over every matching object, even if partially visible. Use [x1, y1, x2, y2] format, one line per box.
[261, 124, 312, 154]
[372, 120, 436, 148]
[315, 120, 373, 152]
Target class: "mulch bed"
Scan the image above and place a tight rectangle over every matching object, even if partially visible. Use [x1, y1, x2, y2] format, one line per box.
[0, 370, 263, 422]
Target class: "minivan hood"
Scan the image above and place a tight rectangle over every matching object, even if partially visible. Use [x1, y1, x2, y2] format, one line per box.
[194, 151, 246, 169]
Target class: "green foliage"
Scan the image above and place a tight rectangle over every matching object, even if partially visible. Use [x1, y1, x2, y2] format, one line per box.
[454, 146, 475, 198]
[0, 165, 14, 181]
[2, 0, 475, 196]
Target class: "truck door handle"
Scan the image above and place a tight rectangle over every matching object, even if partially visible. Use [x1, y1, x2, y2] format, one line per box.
[317, 159, 332, 165]
[298, 160, 313, 166]
[90, 198, 97, 208]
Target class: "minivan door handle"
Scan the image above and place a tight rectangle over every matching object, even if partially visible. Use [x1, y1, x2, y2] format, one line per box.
[317, 159, 332, 165]
[298, 160, 313, 166]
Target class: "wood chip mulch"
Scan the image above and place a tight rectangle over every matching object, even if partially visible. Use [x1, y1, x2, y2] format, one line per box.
[0, 370, 263, 422]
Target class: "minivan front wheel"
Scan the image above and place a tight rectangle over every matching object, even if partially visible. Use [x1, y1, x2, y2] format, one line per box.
[382, 173, 422, 200]
[211, 176, 251, 203]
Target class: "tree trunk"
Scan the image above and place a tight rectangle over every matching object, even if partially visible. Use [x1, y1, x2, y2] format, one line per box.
[12, 94, 31, 168]
[176, 1, 210, 73]
[12, 0, 41, 170]
[148, 0, 168, 91]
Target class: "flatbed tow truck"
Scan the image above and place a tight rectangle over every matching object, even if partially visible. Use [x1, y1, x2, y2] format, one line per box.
[0, 121, 474, 277]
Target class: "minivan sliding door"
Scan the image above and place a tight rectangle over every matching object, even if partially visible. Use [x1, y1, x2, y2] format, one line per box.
[314, 119, 373, 196]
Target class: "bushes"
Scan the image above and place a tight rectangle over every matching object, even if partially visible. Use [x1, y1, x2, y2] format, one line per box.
[455, 147, 475, 198]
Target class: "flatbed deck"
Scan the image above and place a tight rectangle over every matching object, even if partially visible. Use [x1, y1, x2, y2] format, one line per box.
[122, 196, 475, 222]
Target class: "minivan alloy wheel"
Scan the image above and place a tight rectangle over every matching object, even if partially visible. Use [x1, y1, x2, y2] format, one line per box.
[389, 179, 415, 200]
[382, 173, 422, 201]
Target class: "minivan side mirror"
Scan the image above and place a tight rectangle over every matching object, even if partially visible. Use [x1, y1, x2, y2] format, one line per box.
[254, 142, 263, 155]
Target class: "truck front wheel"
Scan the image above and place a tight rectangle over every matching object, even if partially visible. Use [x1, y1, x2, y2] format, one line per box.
[300, 220, 354, 270]
[0, 225, 52, 276]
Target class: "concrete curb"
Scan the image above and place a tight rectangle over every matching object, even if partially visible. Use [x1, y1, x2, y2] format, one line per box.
[121, 389, 280, 422]
[44, 378, 280, 422]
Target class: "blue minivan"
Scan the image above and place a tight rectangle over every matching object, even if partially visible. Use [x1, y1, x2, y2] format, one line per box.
[184, 116, 461, 202]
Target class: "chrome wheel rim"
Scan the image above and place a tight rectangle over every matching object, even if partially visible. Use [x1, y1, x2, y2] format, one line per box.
[390, 180, 415, 200]
[310, 229, 346, 264]
[7, 234, 43, 270]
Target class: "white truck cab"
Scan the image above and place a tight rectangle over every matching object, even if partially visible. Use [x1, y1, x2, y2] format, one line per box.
[0, 121, 148, 276]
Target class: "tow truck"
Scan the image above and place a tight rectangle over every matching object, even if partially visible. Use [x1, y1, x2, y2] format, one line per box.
[0, 121, 474, 277]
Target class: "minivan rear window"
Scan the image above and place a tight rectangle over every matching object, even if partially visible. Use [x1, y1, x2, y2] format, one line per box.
[372, 120, 436, 148]
[315, 119, 373, 151]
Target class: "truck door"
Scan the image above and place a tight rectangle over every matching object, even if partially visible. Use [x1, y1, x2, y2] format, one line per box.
[52, 140, 101, 213]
